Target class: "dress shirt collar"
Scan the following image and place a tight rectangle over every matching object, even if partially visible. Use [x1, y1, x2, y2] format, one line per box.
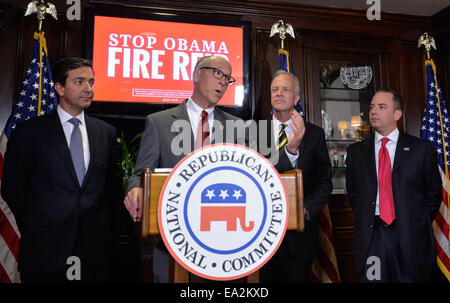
[57, 105, 86, 126]
[272, 115, 292, 133]
[187, 98, 214, 117]
[375, 128, 399, 144]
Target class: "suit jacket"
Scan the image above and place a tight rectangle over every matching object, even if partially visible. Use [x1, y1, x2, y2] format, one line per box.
[127, 100, 246, 191]
[345, 132, 442, 277]
[1, 110, 116, 276]
[260, 117, 332, 258]
[126, 100, 250, 282]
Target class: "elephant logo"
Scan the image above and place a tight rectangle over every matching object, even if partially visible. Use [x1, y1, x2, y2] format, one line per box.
[200, 183, 254, 232]
[158, 144, 288, 280]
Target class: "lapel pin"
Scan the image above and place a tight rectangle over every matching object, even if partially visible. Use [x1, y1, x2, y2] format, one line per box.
[404, 147, 410, 151]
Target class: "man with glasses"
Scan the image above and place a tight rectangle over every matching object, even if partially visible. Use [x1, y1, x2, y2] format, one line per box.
[123, 55, 244, 282]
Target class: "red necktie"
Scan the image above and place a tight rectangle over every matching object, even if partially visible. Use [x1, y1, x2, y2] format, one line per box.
[196, 110, 210, 148]
[378, 137, 395, 225]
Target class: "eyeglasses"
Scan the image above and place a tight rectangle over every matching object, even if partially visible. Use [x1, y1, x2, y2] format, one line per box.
[199, 67, 236, 86]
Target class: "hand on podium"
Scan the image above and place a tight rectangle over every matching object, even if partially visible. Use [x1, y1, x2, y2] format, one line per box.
[124, 187, 143, 222]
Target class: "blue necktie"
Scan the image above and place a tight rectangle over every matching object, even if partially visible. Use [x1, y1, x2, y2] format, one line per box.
[69, 118, 85, 185]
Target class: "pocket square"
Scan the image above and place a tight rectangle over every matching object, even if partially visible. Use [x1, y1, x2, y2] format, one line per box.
[403, 147, 410, 151]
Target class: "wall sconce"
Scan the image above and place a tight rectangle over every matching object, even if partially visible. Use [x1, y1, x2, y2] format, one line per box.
[338, 120, 347, 138]
[351, 115, 362, 142]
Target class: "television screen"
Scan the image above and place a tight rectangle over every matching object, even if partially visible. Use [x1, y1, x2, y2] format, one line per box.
[88, 14, 249, 110]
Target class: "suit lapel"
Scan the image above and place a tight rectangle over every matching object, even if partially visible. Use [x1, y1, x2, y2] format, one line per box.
[268, 117, 274, 149]
[83, 115, 96, 187]
[362, 136, 377, 183]
[295, 126, 307, 168]
[50, 111, 80, 187]
[266, 116, 276, 156]
[171, 100, 195, 151]
[392, 132, 408, 175]
[212, 108, 228, 144]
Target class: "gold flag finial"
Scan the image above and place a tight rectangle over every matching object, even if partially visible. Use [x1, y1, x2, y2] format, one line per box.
[24, 0, 57, 32]
[418, 32, 436, 60]
[270, 20, 295, 50]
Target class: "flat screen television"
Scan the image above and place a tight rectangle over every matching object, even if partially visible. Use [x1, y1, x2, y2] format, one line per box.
[84, 8, 252, 119]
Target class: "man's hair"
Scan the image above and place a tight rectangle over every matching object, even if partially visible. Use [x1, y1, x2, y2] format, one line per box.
[272, 70, 300, 94]
[194, 56, 212, 70]
[375, 88, 403, 111]
[53, 57, 92, 86]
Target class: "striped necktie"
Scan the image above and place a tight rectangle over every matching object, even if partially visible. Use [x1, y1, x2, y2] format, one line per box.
[277, 123, 288, 150]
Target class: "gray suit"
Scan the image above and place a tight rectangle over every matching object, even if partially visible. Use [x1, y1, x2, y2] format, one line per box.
[126, 100, 248, 282]
[127, 100, 245, 192]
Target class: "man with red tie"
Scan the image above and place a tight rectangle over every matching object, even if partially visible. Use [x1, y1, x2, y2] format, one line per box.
[346, 89, 442, 282]
[123, 56, 246, 282]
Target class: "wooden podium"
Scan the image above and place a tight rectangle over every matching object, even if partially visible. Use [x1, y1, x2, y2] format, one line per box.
[139, 168, 304, 282]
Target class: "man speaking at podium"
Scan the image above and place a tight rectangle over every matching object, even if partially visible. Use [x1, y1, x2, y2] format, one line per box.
[124, 56, 246, 282]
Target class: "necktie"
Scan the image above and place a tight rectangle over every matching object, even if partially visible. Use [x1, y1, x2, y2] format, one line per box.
[378, 137, 395, 225]
[277, 123, 288, 150]
[196, 110, 210, 148]
[69, 118, 86, 185]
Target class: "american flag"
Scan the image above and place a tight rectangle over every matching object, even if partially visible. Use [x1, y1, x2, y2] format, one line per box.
[420, 59, 450, 282]
[310, 204, 341, 282]
[278, 46, 340, 283]
[0, 32, 58, 283]
[278, 49, 304, 116]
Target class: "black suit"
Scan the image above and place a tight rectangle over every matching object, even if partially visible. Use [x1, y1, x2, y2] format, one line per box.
[259, 118, 332, 282]
[1, 110, 116, 282]
[345, 132, 441, 281]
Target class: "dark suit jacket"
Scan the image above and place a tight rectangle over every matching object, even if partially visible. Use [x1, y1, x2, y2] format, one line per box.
[127, 100, 246, 191]
[1, 110, 116, 277]
[260, 118, 332, 258]
[345, 132, 442, 277]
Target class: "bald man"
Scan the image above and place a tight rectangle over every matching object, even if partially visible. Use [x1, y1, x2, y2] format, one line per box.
[124, 56, 246, 282]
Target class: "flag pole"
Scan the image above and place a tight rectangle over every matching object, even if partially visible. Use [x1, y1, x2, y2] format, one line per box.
[430, 58, 450, 241]
[38, 32, 43, 116]
[24, 0, 58, 33]
[0, 1, 59, 283]
[270, 20, 338, 282]
[270, 19, 295, 68]
[419, 32, 450, 242]
[24, 1, 58, 116]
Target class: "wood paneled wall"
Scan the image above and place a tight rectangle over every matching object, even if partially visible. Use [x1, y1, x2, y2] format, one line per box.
[0, 0, 448, 282]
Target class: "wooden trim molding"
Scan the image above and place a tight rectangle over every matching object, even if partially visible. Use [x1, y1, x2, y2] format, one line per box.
[0, 3, 10, 29]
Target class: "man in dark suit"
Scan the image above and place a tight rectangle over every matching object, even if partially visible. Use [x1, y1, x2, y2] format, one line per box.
[124, 55, 247, 282]
[259, 70, 332, 282]
[345, 89, 442, 282]
[1, 57, 116, 282]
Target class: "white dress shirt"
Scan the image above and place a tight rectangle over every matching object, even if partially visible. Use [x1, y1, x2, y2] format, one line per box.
[187, 98, 214, 142]
[374, 128, 399, 215]
[57, 106, 90, 171]
[272, 116, 299, 167]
